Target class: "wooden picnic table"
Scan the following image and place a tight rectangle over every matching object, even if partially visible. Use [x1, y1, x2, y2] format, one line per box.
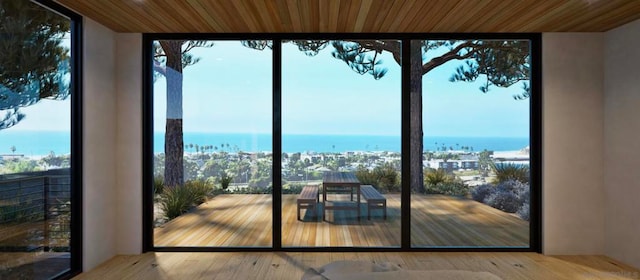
[322, 171, 361, 221]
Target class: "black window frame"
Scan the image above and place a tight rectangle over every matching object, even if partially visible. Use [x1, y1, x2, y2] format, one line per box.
[142, 33, 541, 253]
[10, 1, 84, 279]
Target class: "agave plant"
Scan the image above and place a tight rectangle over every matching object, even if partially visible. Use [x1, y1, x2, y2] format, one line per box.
[219, 171, 233, 190]
[491, 162, 529, 184]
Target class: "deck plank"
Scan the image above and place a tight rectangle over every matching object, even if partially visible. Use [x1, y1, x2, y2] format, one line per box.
[154, 194, 528, 247]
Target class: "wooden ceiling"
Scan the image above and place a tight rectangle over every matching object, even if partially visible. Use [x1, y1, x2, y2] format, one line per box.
[55, 0, 640, 33]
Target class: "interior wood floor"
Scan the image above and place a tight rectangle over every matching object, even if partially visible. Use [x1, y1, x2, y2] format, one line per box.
[154, 194, 528, 247]
[74, 252, 640, 280]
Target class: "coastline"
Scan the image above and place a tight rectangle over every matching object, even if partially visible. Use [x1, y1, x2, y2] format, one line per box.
[0, 130, 528, 155]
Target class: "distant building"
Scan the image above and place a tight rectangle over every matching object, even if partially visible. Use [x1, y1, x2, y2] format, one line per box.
[492, 146, 530, 165]
[0, 154, 25, 161]
[426, 158, 479, 172]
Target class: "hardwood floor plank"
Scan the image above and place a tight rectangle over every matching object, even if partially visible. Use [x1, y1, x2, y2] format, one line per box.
[74, 253, 640, 280]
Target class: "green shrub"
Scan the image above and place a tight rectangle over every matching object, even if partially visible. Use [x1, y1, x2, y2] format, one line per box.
[160, 186, 194, 220]
[492, 163, 529, 184]
[153, 176, 164, 195]
[355, 163, 400, 193]
[425, 181, 469, 196]
[283, 183, 305, 194]
[355, 166, 377, 185]
[184, 180, 212, 205]
[374, 163, 400, 192]
[160, 180, 212, 220]
[423, 168, 469, 196]
[219, 171, 233, 190]
[424, 168, 450, 187]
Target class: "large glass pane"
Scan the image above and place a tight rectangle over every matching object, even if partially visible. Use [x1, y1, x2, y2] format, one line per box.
[411, 40, 531, 248]
[153, 40, 273, 247]
[282, 40, 402, 247]
[0, 0, 73, 278]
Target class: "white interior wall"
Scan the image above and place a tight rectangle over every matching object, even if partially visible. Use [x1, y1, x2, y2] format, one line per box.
[115, 33, 143, 254]
[604, 19, 640, 269]
[82, 18, 118, 271]
[541, 33, 606, 255]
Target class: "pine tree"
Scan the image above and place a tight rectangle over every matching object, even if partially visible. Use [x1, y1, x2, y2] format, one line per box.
[0, 0, 71, 129]
[153, 41, 213, 187]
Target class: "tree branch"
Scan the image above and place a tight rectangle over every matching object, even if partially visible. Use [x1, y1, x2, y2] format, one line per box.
[352, 40, 402, 65]
[422, 41, 480, 74]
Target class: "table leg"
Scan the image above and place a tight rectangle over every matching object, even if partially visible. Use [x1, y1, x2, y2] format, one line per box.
[322, 184, 327, 221]
[356, 185, 361, 221]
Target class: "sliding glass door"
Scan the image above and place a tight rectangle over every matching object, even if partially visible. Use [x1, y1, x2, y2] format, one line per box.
[145, 36, 539, 251]
[0, 0, 81, 278]
[281, 40, 402, 247]
[411, 40, 532, 248]
[152, 40, 273, 247]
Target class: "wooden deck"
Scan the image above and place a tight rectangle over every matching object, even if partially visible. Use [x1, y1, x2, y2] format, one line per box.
[154, 194, 528, 247]
[0, 221, 71, 279]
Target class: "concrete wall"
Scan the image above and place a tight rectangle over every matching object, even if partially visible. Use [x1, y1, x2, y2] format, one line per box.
[82, 18, 118, 271]
[604, 19, 640, 269]
[541, 33, 606, 255]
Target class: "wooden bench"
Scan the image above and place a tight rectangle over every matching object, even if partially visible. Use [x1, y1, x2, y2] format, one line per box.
[297, 185, 319, 221]
[360, 185, 387, 220]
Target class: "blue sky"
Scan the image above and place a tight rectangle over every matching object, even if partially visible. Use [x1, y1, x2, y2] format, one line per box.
[6, 39, 528, 137]
[154, 40, 529, 138]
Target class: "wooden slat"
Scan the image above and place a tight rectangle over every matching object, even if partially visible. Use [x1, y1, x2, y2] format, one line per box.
[154, 193, 527, 247]
[56, 0, 640, 33]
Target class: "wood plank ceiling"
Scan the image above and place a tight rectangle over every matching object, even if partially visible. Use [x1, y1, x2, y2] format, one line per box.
[55, 0, 640, 33]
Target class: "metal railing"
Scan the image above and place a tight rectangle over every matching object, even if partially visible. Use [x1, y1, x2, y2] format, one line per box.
[0, 169, 71, 252]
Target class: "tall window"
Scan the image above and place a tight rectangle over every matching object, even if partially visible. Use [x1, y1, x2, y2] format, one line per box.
[281, 40, 402, 247]
[145, 36, 539, 251]
[152, 40, 273, 247]
[0, 0, 80, 278]
[411, 39, 531, 248]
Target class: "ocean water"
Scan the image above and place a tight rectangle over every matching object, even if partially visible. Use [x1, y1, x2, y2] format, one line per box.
[159, 132, 528, 153]
[0, 131, 71, 156]
[0, 131, 529, 156]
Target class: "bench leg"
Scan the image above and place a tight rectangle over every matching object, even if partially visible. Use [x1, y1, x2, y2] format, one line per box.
[313, 203, 318, 221]
[323, 202, 326, 222]
[383, 201, 387, 220]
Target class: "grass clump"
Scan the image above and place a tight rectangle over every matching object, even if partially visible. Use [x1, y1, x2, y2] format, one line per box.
[160, 180, 213, 220]
[153, 176, 165, 195]
[423, 168, 469, 196]
[492, 162, 529, 184]
[355, 163, 400, 193]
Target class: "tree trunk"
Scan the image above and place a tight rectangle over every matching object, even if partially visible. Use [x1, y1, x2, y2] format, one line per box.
[160, 41, 184, 187]
[410, 40, 424, 193]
